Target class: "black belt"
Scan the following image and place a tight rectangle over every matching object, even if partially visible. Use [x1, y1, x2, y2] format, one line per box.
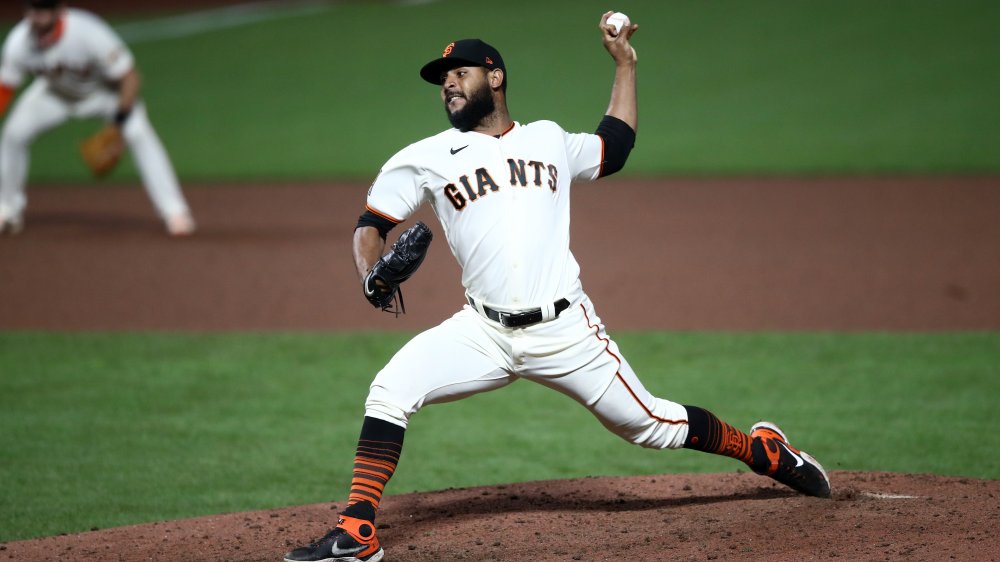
[468, 297, 571, 328]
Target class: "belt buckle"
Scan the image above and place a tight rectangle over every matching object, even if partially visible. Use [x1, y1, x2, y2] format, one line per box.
[497, 311, 513, 327]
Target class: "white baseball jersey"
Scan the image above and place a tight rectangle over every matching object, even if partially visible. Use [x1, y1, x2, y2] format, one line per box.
[367, 120, 603, 310]
[363, 120, 690, 452]
[1, 8, 133, 99]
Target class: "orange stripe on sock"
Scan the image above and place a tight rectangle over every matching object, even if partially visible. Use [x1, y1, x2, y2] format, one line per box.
[353, 476, 386, 490]
[355, 450, 400, 460]
[347, 446, 400, 509]
[717, 424, 753, 464]
[354, 455, 397, 469]
[349, 489, 382, 504]
[354, 462, 396, 476]
[351, 469, 390, 484]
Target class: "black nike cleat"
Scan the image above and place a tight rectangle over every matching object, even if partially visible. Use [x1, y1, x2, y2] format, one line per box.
[284, 515, 384, 562]
[750, 421, 831, 498]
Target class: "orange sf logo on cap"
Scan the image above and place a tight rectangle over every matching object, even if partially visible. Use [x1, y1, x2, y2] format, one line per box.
[485, 56, 493, 65]
[443, 42, 455, 57]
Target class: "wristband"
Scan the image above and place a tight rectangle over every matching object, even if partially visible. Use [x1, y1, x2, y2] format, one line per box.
[114, 108, 132, 126]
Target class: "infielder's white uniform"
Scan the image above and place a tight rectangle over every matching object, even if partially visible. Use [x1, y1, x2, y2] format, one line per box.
[364, 121, 690, 450]
[0, 8, 192, 232]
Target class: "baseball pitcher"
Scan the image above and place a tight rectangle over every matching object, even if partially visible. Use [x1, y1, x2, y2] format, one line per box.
[0, 0, 194, 236]
[286, 12, 830, 562]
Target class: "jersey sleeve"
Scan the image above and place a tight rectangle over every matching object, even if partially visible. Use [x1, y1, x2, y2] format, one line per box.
[87, 16, 134, 80]
[0, 27, 27, 88]
[365, 149, 427, 223]
[563, 129, 604, 181]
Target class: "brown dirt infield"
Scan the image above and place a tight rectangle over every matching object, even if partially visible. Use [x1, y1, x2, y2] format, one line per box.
[1, 177, 998, 561]
[3, 472, 998, 562]
[2, 178, 999, 332]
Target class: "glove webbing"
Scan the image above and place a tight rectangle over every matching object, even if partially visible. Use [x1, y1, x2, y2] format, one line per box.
[379, 286, 405, 317]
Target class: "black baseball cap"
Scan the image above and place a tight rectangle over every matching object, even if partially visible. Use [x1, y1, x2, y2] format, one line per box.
[420, 39, 506, 89]
[26, 0, 62, 8]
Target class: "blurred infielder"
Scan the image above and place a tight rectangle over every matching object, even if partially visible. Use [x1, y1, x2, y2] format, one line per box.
[286, 12, 830, 562]
[0, 0, 194, 236]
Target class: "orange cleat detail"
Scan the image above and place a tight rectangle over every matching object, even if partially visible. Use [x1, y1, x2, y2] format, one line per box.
[284, 514, 383, 562]
[750, 421, 831, 498]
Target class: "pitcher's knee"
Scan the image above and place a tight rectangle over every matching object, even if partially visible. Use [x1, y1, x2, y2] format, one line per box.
[1, 124, 34, 148]
[594, 394, 690, 449]
[606, 418, 689, 450]
[365, 386, 416, 429]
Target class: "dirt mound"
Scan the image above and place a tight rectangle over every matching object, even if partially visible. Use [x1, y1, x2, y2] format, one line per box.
[2, 471, 996, 561]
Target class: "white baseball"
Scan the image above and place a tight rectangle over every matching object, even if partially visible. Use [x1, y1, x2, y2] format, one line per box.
[607, 12, 630, 36]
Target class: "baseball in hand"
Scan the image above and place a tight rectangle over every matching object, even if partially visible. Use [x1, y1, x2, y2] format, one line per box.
[607, 12, 630, 36]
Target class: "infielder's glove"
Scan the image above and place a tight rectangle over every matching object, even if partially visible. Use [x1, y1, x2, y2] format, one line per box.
[79, 125, 124, 178]
[364, 221, 433, 315]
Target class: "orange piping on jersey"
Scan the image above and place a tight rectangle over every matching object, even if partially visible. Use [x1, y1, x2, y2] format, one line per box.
[499, 121, 516, 137]
[0, 84, 14, 116]
[38, 15, 66, 48]
[365, 204, 403, 224]
[597, 134, 606, 178]
[581, 304, 687, 426]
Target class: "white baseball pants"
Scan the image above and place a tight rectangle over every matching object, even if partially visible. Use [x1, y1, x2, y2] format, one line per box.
[365, 294, 691, 450]
[0, 78, 190, 221]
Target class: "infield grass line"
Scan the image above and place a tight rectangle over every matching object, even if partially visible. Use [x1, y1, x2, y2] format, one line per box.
[114, 0, 444, 44]
[116, 1, 337, 44]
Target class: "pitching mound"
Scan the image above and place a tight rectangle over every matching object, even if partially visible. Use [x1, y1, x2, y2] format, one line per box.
[2, 471, 996, 561]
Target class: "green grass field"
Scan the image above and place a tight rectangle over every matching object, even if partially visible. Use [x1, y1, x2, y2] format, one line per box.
[10, 0, 1000, 181]
[1, 332, 997, 541]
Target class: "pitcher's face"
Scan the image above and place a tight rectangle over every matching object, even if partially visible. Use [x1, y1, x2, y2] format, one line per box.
[27, 7, 61, 39]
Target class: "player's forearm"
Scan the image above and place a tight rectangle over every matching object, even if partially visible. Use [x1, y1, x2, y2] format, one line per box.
[605, 62, 637, 132]
[115, 68, 141, 124]
[353, 226, 386, 284]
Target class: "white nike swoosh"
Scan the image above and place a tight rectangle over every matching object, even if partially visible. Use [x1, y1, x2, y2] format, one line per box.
[777, 441, 805, 468]
[329, 539, 366, 557]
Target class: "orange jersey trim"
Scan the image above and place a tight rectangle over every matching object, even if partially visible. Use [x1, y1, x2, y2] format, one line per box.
[597, 134, 606, 178]
[0, 84, 14, 116]
[365, 204, 402, 224]
[38, 15, 66, 49]
[499, 121, 516, 137]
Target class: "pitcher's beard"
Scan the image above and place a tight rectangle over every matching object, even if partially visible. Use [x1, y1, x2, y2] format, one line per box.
[446, 83, 496, 132]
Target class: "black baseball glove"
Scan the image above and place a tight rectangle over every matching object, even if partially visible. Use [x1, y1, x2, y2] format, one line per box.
[364, 221, 433, 315]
